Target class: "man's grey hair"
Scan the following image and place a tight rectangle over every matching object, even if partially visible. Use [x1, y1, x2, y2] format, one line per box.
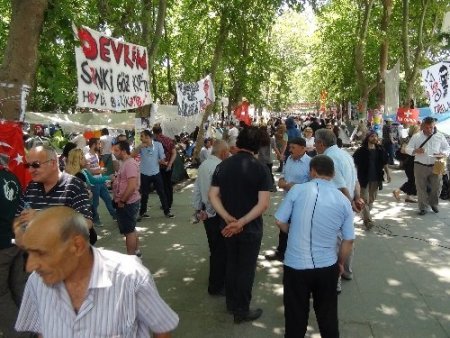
[211, 139, 229, 156]
[314, 129, 336, 147]
[33, 145, 58, 161]
[60, 212, 90, 243]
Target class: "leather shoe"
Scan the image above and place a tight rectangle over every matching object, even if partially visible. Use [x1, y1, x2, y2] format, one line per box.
[265, 253, 283, 261]
[208, 288, 225, 297]
[418, 210, 427, 216]
[234, 308, 263, 324]
[431, 206, 439, 213]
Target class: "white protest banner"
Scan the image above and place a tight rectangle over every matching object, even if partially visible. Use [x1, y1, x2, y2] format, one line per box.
[422, 61, 450, 114]
[74, 25, 151, 112]
[176, 75, 215, 116]
[385, 61, 400, 115]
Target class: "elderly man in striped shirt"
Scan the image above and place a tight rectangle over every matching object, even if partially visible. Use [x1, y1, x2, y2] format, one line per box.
[15, 206, 179, 338]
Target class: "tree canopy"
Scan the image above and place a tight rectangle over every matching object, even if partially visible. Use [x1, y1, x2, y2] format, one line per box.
[0, 0, 449, 119]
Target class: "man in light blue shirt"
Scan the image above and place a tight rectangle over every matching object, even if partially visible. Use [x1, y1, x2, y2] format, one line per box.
[132, 130, 174, 220]
[192, 140, 230, 296]
[266, 137, 311, 262]
[275, 155, 354, 338]
[315, 129, 363, 286]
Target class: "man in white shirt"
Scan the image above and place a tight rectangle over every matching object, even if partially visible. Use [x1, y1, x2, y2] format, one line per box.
[199, 138, 213, 163]
[192, 140, 230, 296]
[405, 117, 450, 215]
[228, 122, 239, 145]
[15, 206, 178, 338]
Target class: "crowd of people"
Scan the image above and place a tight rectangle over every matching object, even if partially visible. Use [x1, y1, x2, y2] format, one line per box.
[191, 114, 450, 336]
[1, 113, 449, 337]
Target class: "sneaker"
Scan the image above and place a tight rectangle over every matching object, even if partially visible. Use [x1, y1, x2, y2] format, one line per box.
[364, 220, 374, 231]
[137, 213, 150, 222]
[135, 250, 142, 258]
[341, 272, 353, 280]
[165, 213, 175, 218]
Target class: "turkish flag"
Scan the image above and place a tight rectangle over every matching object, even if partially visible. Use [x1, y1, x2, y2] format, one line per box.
[397, 108, 419, 124]
[234, 101, 252, 126]
[0, 122, 31, 189]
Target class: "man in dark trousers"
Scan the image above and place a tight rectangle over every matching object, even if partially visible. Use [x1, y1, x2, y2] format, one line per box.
[153, 124, 177, 212]
[192, 140, 230, 296]
[265, 137, 311, 262]
[353, 131, 391, 230]
[275, 155, 354, 338]
[209, 126, 271, 324]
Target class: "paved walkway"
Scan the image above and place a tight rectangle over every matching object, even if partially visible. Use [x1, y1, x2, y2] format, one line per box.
[95, 166, 450, 338]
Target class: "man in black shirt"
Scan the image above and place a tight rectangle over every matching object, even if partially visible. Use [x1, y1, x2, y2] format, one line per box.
[209, 127, 271, 324]
[353, 131, 391, 230]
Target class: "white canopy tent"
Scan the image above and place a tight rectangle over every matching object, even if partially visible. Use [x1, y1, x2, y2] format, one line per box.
[25, 105, 203, 139]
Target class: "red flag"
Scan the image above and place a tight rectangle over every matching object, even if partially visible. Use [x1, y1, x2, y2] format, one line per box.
[234, 101, 251, 126]
[397, 108, 419, 124]
[0, 122, 31, 189]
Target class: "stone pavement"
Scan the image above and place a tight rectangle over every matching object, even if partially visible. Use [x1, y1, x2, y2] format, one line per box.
[94, 166, 450, 338]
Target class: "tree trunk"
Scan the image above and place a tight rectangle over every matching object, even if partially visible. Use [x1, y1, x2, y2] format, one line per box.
[138, 0, 166, 116]
[97, 0, 109, 27]
[377, 0, 393, 107]
[147, 0, 167, 74]
[354, 0, 376, 116]
[164, 21, 176, 104]
[151, 68, 158, 103]
[402, 0, 429, 104]
[192, 13, 230, 163]
[0, 0, 48, 121]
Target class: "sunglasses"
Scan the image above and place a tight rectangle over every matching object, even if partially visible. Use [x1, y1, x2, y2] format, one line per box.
[24, 159, 53, 169]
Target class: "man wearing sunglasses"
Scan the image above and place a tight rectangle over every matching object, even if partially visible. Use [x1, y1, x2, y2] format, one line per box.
[13, 145, 95, 245]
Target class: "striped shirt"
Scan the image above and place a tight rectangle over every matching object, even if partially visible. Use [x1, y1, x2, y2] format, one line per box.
[15, 247, 179, 337]
[16, 172, 92, 220]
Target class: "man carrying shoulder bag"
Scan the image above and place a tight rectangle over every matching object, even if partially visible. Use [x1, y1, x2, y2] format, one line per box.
[405, 117, 450, 215]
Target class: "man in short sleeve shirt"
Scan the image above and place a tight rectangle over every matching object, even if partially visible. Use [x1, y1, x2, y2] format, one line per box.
[14, 145, 94, 245]
[112, 141, 141, 256]
[275, 155, 354, 337]
[209, 127, 271, 324]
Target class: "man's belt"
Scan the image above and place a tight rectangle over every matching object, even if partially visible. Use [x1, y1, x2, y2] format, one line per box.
[414, 162, 433, 167]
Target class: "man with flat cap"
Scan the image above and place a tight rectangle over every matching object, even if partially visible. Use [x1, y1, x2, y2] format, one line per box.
[15, 206, 179, 338]
[266, 137, 311, 262]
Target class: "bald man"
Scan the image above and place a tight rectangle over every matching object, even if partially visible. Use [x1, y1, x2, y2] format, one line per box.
[193, 140, 230, 296]
[15, 206, 179, 338]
